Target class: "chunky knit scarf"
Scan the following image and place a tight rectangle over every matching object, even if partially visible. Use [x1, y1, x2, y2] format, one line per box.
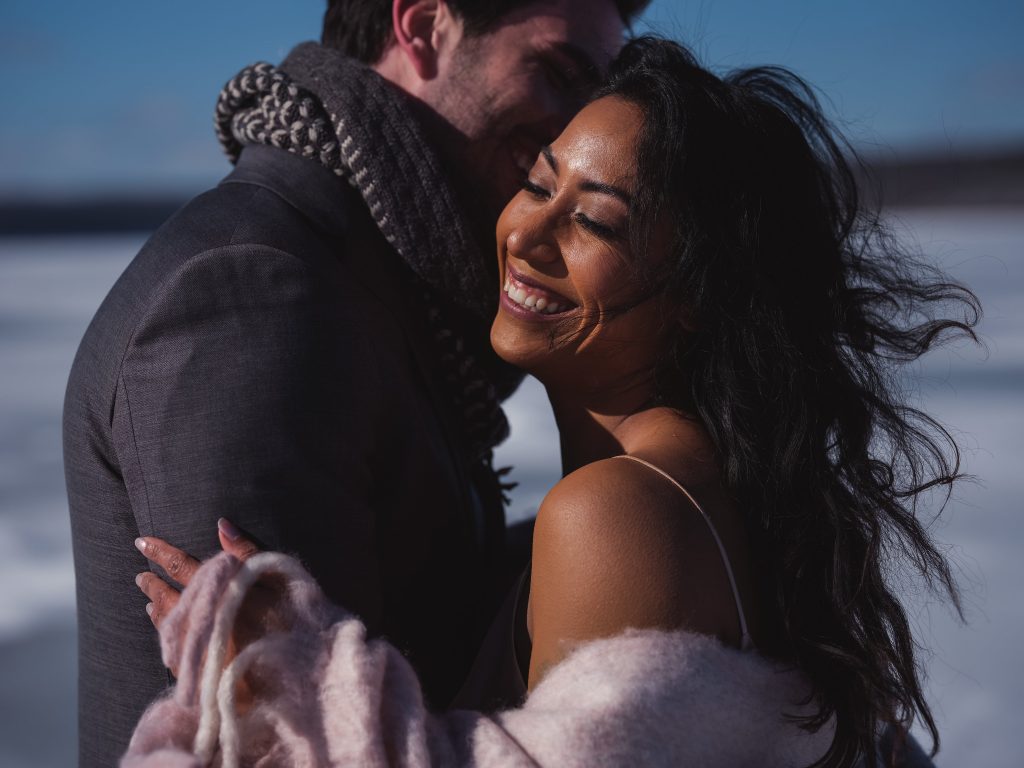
[215, 42, 515, 461]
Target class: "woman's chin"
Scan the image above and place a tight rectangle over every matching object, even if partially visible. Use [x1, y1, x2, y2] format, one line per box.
[489, 321, 552, 380]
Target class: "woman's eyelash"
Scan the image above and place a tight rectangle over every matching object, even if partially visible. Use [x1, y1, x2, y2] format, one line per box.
[574, 213, 618, 239]
[522, 179, 549, 198]
[521, 181, 620, 240]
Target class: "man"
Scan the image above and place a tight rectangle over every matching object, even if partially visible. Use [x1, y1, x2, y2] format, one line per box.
[64, 0, 644, 764]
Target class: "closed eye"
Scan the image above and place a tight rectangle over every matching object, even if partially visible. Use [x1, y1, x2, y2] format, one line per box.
[522, 179, 551, 199]
[541, 59, 572, 91]
[538, 44, 601, 94]
[574, 212, 619, 240]
[541, 58, 587, 94]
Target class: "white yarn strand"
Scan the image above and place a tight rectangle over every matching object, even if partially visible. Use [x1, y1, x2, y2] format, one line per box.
[191, 552, 322, 764]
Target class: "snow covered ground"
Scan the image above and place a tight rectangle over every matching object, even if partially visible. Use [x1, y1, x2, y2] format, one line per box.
[0, 208, 1020, 766]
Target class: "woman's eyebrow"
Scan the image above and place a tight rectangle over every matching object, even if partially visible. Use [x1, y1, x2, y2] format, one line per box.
[540, 145, 631, 203]
[580, 180, 631, 204]
[541, 145, 558, 173]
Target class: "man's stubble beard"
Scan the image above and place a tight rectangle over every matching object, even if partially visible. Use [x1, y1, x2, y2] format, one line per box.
[424, 41, 507, 279]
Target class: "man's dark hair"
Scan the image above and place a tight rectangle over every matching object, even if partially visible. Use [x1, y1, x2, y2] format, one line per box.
[322, 0, 651, 63]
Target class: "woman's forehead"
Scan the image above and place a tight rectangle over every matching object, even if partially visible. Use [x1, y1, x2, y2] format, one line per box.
[549, 97, 642, 185]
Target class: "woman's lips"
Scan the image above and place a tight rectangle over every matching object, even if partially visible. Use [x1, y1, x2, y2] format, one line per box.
[502, 266, 577, 316]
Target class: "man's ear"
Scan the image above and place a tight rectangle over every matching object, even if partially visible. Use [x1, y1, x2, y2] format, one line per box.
[391, 0, 450, 80]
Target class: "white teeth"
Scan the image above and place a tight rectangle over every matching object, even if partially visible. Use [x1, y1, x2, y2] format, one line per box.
[504, 274, 570, 315]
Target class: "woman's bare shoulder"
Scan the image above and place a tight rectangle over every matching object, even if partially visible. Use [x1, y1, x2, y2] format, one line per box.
[527, 455, 748, 688]
[535, 456, 706, 553]
[529, 460, 705, 669]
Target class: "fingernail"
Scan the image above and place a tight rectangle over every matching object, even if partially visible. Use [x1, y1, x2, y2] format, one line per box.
[135, 573, 145, 588]
[135, 537, 148, 553]
[218, 518, 242, 541]
[145, 603, 154, 617]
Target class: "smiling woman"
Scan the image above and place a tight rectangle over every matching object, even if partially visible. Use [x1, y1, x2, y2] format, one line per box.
[491, 96, 661, 382]
[486, 36, 978, 767]
[124, 36, 974, 768]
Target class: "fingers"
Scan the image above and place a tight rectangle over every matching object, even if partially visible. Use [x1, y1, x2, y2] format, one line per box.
[217, 518, 261, 561]
[135, 571, 181, 628]
[133, 523, 259, 632]
[135, 537, 201, 587]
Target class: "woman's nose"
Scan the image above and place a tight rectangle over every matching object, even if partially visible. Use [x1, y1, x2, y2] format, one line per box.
[505, 210, 560, 265]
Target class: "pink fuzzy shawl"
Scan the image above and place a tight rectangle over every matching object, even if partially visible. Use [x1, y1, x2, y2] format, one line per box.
[122, 552, 832, 767]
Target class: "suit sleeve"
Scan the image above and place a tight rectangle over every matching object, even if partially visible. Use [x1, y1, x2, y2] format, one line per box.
[115, 243, 385, 620]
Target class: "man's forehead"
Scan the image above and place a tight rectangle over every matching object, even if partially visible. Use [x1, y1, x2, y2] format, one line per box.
[506, 0, 624, 32]
[489, 0, 625, 63]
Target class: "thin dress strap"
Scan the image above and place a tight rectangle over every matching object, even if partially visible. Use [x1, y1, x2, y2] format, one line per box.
[615, 454, 755, 651]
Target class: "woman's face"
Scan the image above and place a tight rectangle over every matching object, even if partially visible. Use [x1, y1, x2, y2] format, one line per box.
[490, 96, 669, 392]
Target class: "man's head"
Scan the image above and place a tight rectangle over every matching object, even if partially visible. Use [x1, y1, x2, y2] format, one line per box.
[323, 1, 648, 65]
[323, 0, 650, 219]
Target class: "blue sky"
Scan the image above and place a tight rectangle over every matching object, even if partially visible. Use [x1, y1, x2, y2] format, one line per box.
[2, 0, 1022, 196]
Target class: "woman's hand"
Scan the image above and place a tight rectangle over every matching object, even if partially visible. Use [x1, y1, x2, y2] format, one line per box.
[134, 518, 261, 628]
[134, 518, 287, 690]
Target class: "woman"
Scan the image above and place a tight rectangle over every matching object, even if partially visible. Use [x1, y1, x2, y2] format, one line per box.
[128, 37, 977, 767]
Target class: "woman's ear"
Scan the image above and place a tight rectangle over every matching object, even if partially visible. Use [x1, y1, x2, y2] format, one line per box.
[391, 0, 454, 81]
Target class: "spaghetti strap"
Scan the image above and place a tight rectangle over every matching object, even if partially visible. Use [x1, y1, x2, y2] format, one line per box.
[614, 454, 755, 651]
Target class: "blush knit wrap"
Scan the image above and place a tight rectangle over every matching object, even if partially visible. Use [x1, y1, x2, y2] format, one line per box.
[122, 551, 834, 767]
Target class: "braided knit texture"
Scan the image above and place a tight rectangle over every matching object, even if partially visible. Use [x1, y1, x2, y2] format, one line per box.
[214, 44, 513, 459]
[216, 62, 344, 171]
[216, 43, 491, 320]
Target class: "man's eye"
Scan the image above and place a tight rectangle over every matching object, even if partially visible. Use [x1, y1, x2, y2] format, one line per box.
[522, 179, 550, 199]
[541, 58, 586, 93]
[543, 62, 572, 90]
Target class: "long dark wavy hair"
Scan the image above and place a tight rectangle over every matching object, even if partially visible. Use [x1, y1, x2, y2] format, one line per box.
[595, 37, 980, 767]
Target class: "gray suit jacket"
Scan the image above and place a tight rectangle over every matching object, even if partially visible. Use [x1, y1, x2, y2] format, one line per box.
[64, 145, 506, 767]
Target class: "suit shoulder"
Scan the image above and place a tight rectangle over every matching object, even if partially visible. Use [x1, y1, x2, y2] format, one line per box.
[142, 181, 345, 271]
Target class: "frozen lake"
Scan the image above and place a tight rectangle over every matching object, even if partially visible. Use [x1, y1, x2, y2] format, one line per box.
[0, 208, 1021, 766]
